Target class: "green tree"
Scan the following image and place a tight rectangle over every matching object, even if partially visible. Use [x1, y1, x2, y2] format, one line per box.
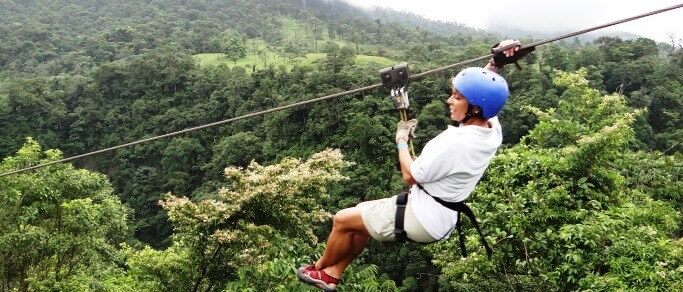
[308, 16, 324, 53]
[283, 39, 306, 60]
[323, 45, 356, 73]
[540, 44, 570, 71]
[322, 41, 340, 55]
[201, 132, 266, 183]
[573, 45, 604, 70]
[105, 26, 135, 43]
[161, 137, 206, 195]
[224, 37, 246, 65]
[646, 80, 683, 152]
[429, 69, 683, 291]
[0, 138, 131, 291]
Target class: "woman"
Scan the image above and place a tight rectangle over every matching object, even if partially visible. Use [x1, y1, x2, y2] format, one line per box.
[298, 41, 521, 291]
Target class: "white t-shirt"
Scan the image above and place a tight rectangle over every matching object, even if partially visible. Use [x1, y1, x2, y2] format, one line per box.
[409, 117, 503, 240]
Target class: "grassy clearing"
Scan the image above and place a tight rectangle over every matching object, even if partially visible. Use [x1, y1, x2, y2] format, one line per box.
[194, 52, 397, 72]
[194, 17, 398, 71]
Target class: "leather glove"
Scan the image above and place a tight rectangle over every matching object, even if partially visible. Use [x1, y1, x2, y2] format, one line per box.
[396, 119, 418, 144]
[490, 39, 535, 69]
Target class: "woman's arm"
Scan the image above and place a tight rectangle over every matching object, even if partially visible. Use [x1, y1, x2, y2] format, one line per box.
[396, 120, 418, 186]
[397, 137, 417, 186]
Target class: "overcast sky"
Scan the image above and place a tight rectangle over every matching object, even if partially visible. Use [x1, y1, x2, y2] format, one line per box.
[340, 0, 683, 44]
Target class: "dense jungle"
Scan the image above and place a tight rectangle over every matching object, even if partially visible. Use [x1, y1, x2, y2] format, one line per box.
[1, 0, 682, 290]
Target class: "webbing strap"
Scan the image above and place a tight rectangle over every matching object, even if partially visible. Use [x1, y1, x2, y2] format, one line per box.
[394, 191, 409, 243]
[418, 184, 493, 258]
[393, 185, 492, 258]
[431, 196, 493, 258]
[455, 214, 467, 258]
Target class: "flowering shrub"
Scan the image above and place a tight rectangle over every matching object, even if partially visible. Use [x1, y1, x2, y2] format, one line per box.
[128, 149, 361, 291]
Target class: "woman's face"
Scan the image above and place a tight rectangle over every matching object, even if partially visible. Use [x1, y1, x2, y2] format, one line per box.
[446, 88, 470, 121]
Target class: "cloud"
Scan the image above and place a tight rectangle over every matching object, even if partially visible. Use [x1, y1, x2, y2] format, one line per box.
[486, 2, 604, 33]
[336, 0, 380, 11]
[337, 0, 683, 43]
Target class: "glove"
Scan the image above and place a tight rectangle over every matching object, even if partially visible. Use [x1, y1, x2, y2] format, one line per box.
[396, 119, 418, 144]
[490, 39, 535, 70]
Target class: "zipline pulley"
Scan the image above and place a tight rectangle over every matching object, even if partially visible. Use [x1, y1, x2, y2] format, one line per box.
[380, 63, 415, 158]
[380, 63, 410, 110]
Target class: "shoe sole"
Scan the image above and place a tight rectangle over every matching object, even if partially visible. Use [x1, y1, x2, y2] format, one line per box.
[297, 267, 337, 292]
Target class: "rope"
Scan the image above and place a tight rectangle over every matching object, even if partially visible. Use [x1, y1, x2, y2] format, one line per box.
[1, 3, 681, 178]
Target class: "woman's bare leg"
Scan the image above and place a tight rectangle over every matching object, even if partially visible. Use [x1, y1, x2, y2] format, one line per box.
[321, 233, 369, 278]
[314, 206, 371, 278]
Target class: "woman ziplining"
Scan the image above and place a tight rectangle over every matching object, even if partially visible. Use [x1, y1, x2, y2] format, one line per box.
[297, 39, 530, 291]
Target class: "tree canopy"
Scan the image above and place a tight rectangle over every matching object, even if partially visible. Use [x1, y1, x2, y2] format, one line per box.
[0, 0, 681, 290]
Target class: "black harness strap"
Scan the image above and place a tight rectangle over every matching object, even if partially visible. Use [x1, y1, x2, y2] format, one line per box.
[394, 189, 409, 243]
[431, 195, 493, 258]
[394, 185, 492, 258]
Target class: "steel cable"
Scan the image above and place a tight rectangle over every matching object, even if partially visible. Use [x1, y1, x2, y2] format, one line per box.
[1, 3, 681, 178]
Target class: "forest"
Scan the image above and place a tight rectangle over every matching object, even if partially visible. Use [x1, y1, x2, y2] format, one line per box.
[1, 0, 682, 291]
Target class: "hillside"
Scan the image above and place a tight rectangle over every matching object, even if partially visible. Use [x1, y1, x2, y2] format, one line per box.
[0, 0, 490, 80]
[0, 1, 682, 291]
[194, 52, 396, 69]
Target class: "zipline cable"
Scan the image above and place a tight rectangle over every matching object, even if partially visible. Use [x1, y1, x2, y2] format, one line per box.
[410, 3, 683, 80]
[1, 3, 681, 178]
[0, 82, 382, 178]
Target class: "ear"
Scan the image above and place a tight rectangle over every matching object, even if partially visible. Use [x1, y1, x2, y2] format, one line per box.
[471, 106, 483, 116]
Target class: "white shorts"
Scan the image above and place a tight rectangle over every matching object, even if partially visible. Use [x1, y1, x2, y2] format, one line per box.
[358, 195, 436, 243]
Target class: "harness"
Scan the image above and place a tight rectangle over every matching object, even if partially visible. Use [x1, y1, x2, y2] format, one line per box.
[379, 63, 491, 258]
[394, 184, 493, 258]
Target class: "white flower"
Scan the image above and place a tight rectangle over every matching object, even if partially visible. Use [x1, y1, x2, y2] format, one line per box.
[657, 271, 666, 278]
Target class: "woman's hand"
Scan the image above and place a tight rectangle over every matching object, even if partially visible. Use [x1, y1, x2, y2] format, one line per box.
[487, 39, 535, 72]
[396, 119, 418, 144]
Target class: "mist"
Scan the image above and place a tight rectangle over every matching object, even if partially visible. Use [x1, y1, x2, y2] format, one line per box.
[338, 0, 683, 42]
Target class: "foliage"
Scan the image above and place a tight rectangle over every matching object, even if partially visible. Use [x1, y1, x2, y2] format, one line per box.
[193, 52, 396, 71]
[611, 151, 683, 235]
[1, 0, 682, 290]
[224, 37, 247, 65]
[0, 138, 131, 291]
[429, 70, 683, 291]
[0, 0, 482, 79]
[224, 237, 397, 291]
[124, 149, 357, 291]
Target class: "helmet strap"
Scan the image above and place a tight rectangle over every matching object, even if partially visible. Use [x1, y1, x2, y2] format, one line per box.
[456, 104, 479, 124]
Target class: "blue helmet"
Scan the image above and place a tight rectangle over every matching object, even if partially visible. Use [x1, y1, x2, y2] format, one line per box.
[452, 67, 509, 119]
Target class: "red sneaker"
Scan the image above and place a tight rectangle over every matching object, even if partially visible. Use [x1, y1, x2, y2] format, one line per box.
[297, 265, 339, 291]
